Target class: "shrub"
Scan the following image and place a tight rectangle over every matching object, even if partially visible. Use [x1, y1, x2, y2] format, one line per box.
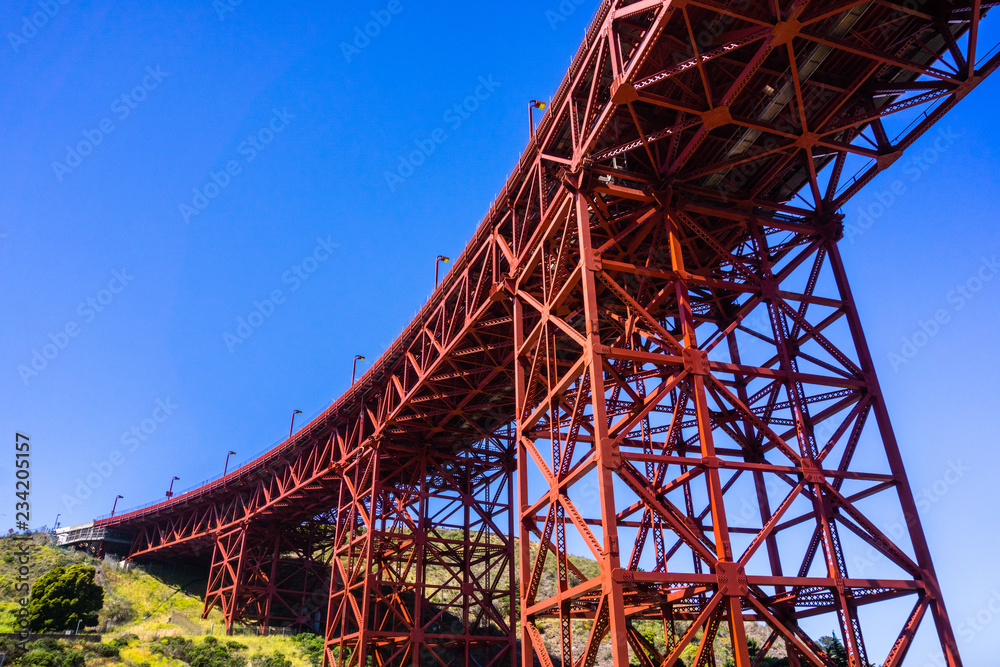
[148, 635, 248, 667]
[20, 641, 86, 667]
[20, 649, 60, 667]
[31, 638, 59, 652]
[249, 651, 292, 667]
[91, 642, 122, 658]
[0, 636, 27, 664]
[100, 595, 136, 627]
[28, 564, 104, 632]
[290, 633, 324, 667]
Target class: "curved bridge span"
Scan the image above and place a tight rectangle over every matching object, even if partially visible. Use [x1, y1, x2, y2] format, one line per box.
[92, 2, 997, 666]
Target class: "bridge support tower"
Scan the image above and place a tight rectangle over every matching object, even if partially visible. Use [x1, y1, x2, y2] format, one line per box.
[511, 184, 961, 667]
[324, 436, 516, 667]
[204, 517, 335, 635]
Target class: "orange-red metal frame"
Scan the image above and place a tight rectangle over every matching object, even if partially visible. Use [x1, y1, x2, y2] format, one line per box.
[95, 2, 1000, 666]
[324, 434, 515, 667]
[204, 517, 333, 634]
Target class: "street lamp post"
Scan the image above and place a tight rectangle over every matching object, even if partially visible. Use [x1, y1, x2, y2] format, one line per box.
[529, 100, 547, 139]
[435, 255, 450, 289]
[289, 410, 303, 439]
[166, 476, 179, 499]
[224, 450, 236, 476]
[352, 355, 366, 386]
[110, 495, 123, 518]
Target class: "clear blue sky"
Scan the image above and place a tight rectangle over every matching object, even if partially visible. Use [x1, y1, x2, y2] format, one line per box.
[1, 1, 998, 662]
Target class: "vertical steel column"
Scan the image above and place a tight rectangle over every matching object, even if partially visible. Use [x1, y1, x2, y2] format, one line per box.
[576, 190, 632, 667]
[325, 442, 381, 667]
[261, 531, 282, 634]
[204, 525, 248, 635]
[666, 212, 752, 667]
[513, 293, 534, 667]
[826, 240, 962, 667]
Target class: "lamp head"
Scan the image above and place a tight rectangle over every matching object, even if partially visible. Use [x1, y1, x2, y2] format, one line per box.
[530, 100, 547, 110]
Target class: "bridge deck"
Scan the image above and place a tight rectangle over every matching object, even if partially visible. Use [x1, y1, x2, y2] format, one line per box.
[98, 2, 999, 557]
[89, 3, 998, 664]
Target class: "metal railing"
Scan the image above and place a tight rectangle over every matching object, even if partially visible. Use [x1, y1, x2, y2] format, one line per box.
[56, 526, 132, 546]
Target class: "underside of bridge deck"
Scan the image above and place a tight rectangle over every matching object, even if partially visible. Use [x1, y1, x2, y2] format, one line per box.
[97, 1, 1000, 666]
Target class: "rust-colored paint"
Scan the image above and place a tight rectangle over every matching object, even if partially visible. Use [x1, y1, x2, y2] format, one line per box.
[93, 2, 999, 666]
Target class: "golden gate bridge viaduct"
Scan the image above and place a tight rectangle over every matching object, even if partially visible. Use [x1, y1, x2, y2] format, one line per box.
[62, 2, 999, 665]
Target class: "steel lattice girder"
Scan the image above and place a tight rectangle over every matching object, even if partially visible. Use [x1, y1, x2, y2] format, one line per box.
[97, 1, 1000, 666]
[203, 517, 335, 634]
[324, 435, 516, 667]
[511, 184, 956, 667]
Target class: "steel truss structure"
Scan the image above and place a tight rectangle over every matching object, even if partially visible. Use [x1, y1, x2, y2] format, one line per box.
[513, 188, 951, 667]
[325, 437, 515, 667]
[204, 517, 334, 634]
[95, 1, 1000, 666]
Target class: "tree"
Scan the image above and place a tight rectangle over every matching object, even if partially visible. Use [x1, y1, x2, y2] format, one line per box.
[28, 564, 104, 632]
[818, 634, 848, 667]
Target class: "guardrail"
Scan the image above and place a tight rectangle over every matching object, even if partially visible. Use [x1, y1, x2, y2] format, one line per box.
[56, 526, 132, 546]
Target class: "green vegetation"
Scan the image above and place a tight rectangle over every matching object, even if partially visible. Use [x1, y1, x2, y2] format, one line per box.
[288, 634, 323, 667]
[0, 533, 315, 667]
[2, 636, 302, 667]
[10, 636, 131, 667]
[0, 533, 91, 630]
[138, 634, 295, 667]
[818, 634, 859, 667]
[29, 564, 104, 632]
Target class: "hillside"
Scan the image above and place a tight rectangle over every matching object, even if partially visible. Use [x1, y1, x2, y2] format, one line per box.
[0, 533, 321, 667]
[0, 533, 219, 637]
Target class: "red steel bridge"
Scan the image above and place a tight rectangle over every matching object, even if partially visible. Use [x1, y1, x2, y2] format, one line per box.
[85, 1, 999, 666]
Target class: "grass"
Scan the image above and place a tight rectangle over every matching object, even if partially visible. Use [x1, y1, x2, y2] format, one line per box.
[98, 561, 224, 639]
[119, 644, 189, 667]
[0, 533, 318, 667]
